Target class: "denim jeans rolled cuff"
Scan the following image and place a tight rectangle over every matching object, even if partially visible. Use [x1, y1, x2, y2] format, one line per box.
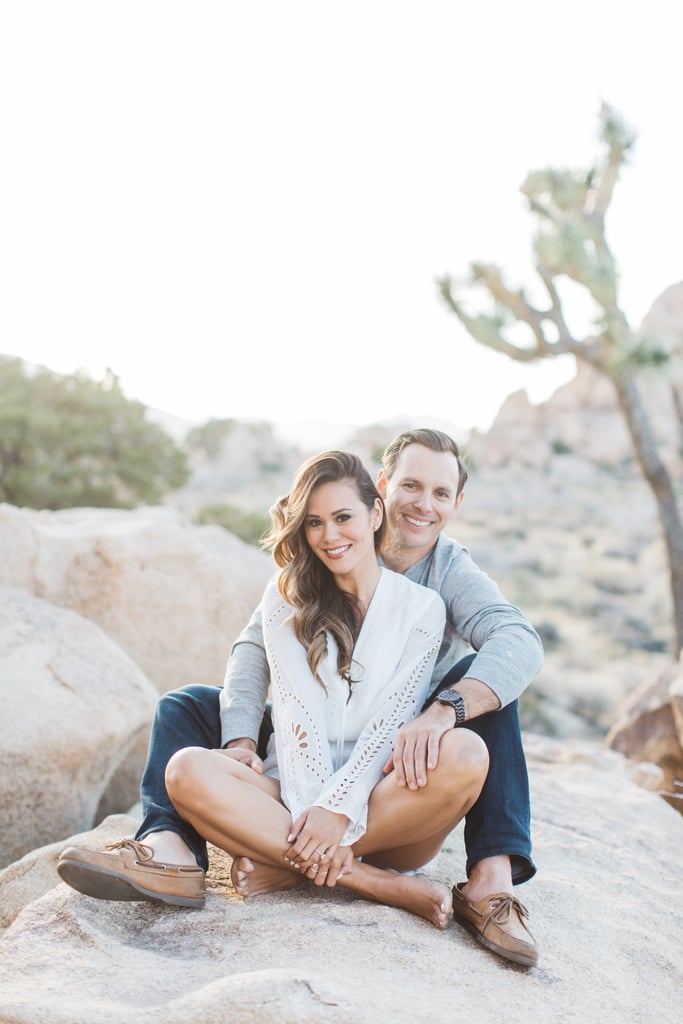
[428, 654, 535, 887]
[465, 844, 536, 886]
[135, 683, 224, 874]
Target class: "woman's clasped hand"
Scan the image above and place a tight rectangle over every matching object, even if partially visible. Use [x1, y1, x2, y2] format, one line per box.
[284, 805, 354, 885]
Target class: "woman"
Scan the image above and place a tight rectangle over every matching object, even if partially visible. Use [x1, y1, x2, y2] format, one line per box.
[165, 451, 489, 928]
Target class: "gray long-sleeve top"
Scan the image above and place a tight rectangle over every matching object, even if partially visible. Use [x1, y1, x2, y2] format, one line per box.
[219, 532, 544, 746]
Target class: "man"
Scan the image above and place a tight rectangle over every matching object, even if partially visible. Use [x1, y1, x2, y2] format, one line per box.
[58, 429, 543, 968]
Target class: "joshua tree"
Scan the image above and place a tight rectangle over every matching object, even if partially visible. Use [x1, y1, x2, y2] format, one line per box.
[438, 102, 683, 658]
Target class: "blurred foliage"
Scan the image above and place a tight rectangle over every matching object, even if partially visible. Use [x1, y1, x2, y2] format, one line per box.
[186, 418, 236, 458]
[550, 438, 572, 455]
[0, 356, 189, 509]
[195, 502, 270, 546]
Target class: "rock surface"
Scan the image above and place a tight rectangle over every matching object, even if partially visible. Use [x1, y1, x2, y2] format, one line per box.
[0, 587, 158, 868]
[0, 504, 272, 693]
[605, 658, 683, 812]
[0, 736, 681, 1024]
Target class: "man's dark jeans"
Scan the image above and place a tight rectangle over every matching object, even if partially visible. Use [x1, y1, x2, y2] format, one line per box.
[136, 654, 536, 883]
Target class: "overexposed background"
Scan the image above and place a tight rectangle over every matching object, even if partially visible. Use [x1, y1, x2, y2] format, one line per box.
[1, 1, 680, 442]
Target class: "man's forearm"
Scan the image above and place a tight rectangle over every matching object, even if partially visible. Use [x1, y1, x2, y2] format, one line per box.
[439, 676, 501, 722]
[220, 639, 270, 746]
[458, 677, 501, 718]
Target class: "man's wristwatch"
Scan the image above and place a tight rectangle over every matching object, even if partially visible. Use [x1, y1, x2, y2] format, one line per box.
[436, 688, 466, 726]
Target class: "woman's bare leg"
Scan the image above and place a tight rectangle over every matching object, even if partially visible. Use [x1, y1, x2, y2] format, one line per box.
[311, 728, 489, 927]
[165, 748, 304, 892]
[166, 730, 488, 929]
[226, 728, 488, 900]
[356, 728, 489, 870]
[165, 749, 440, 919]
[164, 747, 440, 922]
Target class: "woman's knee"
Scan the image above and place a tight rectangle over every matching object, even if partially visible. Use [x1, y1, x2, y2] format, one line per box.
[437, 728, 489, 785]
[165, 746, 210, 801]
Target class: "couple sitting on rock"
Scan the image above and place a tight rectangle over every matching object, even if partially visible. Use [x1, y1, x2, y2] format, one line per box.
[58, 428, 543, 969]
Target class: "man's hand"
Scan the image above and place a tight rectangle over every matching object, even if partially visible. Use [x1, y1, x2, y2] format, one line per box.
[382, 702, 456, 789]
[216, 740, 264, 774]
[382, 676, 500, 788]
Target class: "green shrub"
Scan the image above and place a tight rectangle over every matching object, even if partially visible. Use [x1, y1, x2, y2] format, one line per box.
[0, 357, 188, 509]
[195, 503, 270, 546]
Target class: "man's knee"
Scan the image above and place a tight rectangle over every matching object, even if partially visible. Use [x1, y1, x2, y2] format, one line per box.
[155, 683, 221, 721]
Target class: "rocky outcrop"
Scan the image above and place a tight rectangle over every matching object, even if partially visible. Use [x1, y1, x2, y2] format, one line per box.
[468, 363, 638, 472]
[0, 813, 140, 930]
[171, 419, 304, 516]
[0, 587, 158, 868]
[0, 736, 681, 1024]
[605, 658, 683, 813]
[467, 281, 683, 477]
[0, 504, 272, 693]
[0, 505, 274, 868]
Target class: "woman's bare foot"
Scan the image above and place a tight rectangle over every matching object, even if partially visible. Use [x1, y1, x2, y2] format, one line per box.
[370, 871, 451, 929]
[230, 856, 304, 897]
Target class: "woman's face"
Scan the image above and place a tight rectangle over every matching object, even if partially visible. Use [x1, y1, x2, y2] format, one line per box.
[303, 479, 382, 578]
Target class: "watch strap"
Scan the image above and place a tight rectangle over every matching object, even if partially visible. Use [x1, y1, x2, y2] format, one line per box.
[436, 688, 466, 726]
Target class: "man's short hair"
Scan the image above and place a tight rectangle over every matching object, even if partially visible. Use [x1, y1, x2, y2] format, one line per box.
[382, 428, 468, 496]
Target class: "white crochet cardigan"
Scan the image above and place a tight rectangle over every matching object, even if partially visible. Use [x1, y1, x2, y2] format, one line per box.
[261, 568, 446, 845]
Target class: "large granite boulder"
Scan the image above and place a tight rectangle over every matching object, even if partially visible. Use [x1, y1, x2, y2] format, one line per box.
[0, 813, 140, 930]
[0, 736, 680, 1024]
[605, 658, 683, 812]
[0, 504, 272, 693]
[0, 587, 158, 868]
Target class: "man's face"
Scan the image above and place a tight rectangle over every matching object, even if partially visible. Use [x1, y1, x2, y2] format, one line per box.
[377, 444, 463, 563]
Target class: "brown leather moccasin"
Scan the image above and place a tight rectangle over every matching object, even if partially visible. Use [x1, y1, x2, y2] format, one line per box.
[451, 882, 538, 967]
[57, 838, 206, 909]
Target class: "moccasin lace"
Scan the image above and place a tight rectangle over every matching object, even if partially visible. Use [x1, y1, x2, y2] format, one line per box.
[104, 838, 154, 862]
[486, 894, 530, 928]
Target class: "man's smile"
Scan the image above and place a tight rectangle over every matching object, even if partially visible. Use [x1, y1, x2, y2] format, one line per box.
[403, 513, 433, 528]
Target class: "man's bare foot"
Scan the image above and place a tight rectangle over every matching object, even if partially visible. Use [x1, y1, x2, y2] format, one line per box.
[230, 856, 304, 897]
[377, 871, 451, 929]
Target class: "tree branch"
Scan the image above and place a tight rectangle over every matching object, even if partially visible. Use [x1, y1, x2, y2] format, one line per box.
[438, 273, 585, 363]
[593, 101, 636, 223]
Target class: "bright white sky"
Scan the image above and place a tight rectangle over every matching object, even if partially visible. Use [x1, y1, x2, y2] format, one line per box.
[1, 2, 680, 444]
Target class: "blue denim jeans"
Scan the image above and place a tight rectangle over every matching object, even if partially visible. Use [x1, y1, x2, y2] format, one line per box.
[136, 655, 535, 883]
[426, 655, 535, 885]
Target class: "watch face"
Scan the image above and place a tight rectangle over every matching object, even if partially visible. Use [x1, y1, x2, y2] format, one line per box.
[439, 691, 457, 704]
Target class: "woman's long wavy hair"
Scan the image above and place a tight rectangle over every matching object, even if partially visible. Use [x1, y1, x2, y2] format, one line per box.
[262, 450, 386, 686]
